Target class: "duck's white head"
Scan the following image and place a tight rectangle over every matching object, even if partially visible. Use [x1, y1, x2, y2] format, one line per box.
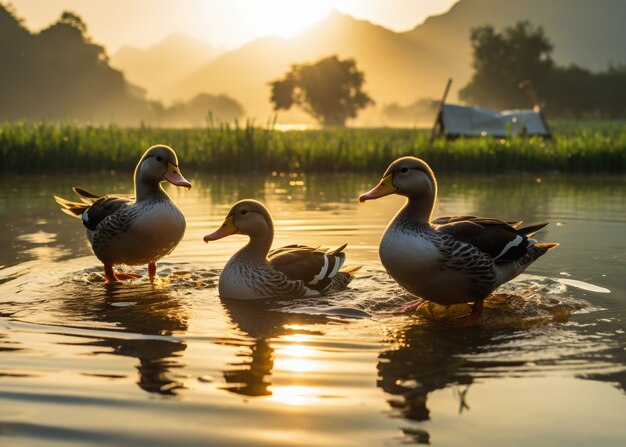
[359, 156, 437, 203]
[135, 145, 192, 193]
[204, 200, 273, 242]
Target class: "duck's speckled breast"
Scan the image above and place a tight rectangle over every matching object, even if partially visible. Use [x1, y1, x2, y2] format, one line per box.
[95, 198, 186, 265]
[380, 221, 481, 304]
[380, 223, 441, 285]
[219, 256, 270, 300]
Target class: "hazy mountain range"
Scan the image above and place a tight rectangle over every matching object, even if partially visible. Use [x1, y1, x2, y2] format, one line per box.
[110, 33, 224, 100]
[109, 0, 626, 125]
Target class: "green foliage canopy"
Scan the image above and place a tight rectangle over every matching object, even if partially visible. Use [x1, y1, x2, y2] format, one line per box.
[460, 21, 553, 109]
[460, 21, 626, 118]
[269, 55, 374, 127]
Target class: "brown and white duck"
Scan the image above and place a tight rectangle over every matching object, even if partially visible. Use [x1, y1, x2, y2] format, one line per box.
[204, 200, 358, 300]
[359, 156, 558, 325]
[54, 145, 191, 282]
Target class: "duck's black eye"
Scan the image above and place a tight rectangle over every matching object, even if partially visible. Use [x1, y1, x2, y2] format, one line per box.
[401, 167, 408, 173]
[241, 210, 247, 215]
[156, 156, 162, 162]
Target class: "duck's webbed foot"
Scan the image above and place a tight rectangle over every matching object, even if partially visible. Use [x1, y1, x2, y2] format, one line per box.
[452, 299, 484, 327]
[393, 298, 425, 314]
[103, 264, 141, 282]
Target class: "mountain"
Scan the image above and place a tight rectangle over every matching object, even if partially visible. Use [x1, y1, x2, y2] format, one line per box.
[402, 0, 626, 98]
[168, 11, 449, 124]
[111, 33, 223, 101]
[168, 1, 626, 124]
[0, 5, 154, 124]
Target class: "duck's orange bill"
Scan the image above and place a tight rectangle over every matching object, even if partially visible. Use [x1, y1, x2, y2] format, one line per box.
[359, 174, 397, 203]
[164, 163, 192, 189]
[204, 216, 238, 242]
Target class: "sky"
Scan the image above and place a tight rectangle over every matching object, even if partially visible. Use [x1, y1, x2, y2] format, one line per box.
[7, 0, 458, 52]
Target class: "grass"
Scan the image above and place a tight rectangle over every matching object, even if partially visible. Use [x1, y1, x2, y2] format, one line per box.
[0, 120, 624, 174]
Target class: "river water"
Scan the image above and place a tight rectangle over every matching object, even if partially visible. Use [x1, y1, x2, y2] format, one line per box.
[0, 172, 624, 446]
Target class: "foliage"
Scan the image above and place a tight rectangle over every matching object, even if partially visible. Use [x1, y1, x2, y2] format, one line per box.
[460, 21, 553, 109]
[0, 5, 244, 126]
[269, 55, 374, 127]
[0, 121, 624, 174]
[460, 21, 626, 118]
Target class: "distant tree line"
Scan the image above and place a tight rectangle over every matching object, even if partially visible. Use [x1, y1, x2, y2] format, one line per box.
[460, 21, 626, 118]
[0, 5, 243, 126]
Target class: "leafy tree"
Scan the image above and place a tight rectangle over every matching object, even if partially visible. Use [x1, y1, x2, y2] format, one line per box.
[460, 20, 626, 118]
[460, 21, 553, 109]
[269, 55, 374, 127]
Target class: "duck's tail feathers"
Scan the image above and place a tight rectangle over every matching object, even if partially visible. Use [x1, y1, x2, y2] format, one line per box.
[324, 265, 361, 294]
[54, 195, 88, 218]
[534, 242, 559, 252]
[518, 222, 549, 237]
[328, 243, 348, 256]
[340, 265, 362, 276]
[519, 242, 559, 268]
[72, 186, 101, 204]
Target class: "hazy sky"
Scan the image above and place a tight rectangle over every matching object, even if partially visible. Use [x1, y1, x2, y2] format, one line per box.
[8, 0, 458, 52]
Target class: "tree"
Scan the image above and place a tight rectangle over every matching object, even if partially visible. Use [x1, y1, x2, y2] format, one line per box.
[459, 20, 626, 118]
[269, 55, 374, 127]
[460, 21, 553, 109]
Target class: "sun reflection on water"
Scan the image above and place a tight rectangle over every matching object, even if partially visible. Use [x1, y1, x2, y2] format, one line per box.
[270, 385, 322, 406]
[274, 344, 318, 373]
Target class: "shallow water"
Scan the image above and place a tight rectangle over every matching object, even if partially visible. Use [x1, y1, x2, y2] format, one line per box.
[1, 172, 625, 446]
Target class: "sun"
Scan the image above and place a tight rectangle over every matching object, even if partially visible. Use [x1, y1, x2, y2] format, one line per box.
[244, 0, 336, 38]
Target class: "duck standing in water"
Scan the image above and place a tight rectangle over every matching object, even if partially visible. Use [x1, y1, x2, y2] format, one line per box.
[204, 200, 359, 300]
[359, 156, 558, 325]
[54, 145, 191, 282]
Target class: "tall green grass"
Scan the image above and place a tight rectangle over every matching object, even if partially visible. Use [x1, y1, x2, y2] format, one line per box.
[0, 120, 624, 174]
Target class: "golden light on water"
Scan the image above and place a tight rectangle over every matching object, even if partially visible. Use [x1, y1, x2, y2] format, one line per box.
[270, 385, 321, 406]
[274, 344, 318, 373]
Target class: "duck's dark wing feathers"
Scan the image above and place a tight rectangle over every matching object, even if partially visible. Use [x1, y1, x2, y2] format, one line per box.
[268, 244, 347, 291]
[435, 216, 547, 262]
[54, 187, 133, 231]
[432, 215, 522, 228]
[81, 196, 134, 231]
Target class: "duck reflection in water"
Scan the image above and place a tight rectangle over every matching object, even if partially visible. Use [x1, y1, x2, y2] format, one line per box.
[378, 323, 527, 424]
[59, 280, 189, 395]
[219, 297, 330, 397]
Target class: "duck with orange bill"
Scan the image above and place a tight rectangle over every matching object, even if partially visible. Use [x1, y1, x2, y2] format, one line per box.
[359, 156, 558, 325]
[204, 199, 359, 300]
[54, 145, 191, 282]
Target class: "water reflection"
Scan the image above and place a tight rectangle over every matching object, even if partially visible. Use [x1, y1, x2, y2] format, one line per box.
[378, 312, 626, 444]
[57, 281, 189, 395]
[378, 325, 514, 422]
[219, 298, 330, 398]
[0, 172, 625, 446]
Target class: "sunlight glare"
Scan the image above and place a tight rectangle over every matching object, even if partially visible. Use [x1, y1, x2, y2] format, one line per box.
[271, 385, 319, 406]
[237, 0, 336, 38]
[274, 344, 318, 373]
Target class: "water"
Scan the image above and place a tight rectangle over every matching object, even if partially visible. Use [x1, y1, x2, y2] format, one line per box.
[1, 172, 625, 446]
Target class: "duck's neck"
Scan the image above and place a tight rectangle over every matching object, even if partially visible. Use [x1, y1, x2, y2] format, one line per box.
[238, 226, 274, 261]
[398, 193, 436, 225]
[135, 179, 168, 203]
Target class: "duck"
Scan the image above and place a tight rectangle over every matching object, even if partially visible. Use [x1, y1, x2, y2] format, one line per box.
[54, 144, 191, 282]
[203, 199, 359, 300]
[359, 156, 558, 325]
